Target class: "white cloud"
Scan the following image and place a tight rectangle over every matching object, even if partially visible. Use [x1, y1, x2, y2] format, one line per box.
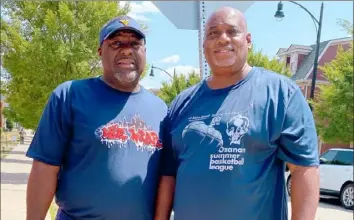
[166, 65, 200, 78]
[119, 1, 159, 21]
[159, 55, 180, 64]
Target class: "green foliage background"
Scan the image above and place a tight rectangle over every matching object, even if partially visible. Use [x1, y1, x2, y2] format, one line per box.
[1, 1, 132, 128]
[158, 48, 291, 105]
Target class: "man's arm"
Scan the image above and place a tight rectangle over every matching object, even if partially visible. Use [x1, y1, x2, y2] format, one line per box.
[276, 87, 320, 220]
[27, 161, 60, 220]
[155, 176, 176, 220]
[155, 114, 177, 220]
[25, 83, 72, 219]
[288, 164, 319, 220]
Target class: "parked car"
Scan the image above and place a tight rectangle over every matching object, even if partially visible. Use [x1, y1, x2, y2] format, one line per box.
[286, 148, 353, 209]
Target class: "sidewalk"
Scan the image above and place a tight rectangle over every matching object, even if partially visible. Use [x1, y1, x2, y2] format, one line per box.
[1, 143, 51, 220]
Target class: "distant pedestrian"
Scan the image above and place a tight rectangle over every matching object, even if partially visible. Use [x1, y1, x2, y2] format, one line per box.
[19, 128, 25, 144]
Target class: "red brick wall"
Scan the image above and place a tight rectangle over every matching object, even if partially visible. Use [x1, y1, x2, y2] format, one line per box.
[299, 83, 321, 101]
[308, 43, 351, 81]
[297, 54, 306, 67]
[320, 142, 352, 155]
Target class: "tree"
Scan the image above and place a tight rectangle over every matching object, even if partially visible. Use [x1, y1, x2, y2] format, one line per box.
[6, 118, 14, 131]
[1, 1, 135, 129]
[3, 106, 20, 124]
[157, 48, 290, 105]
[311, 44, 353, 143]
[157, 72, 200, 105]
[337, 19, 353, 36]
[311, 19, 353, 144]
[247, 48, 291, 77]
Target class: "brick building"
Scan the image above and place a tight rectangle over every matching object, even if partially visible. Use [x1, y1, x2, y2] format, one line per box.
[277, 37, 353, 154]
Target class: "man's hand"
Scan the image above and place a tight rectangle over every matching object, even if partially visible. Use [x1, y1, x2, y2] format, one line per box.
[27, 160, 60, 220]
[287, 163, 319, 220]
[154, 176, 175, 220]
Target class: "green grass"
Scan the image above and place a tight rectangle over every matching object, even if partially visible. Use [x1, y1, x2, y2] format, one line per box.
[49, 202, 59, 220]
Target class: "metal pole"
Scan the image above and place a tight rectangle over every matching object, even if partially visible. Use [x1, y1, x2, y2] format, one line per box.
[309, 2, 324, 106]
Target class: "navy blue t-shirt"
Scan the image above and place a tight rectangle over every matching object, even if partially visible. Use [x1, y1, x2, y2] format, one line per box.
[26, 77, 167, 219]
[161, 67, 319, 220]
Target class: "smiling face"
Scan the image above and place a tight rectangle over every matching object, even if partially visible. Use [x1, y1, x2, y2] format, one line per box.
[203, 7, 251, 76]
[98, 30, 146, 89]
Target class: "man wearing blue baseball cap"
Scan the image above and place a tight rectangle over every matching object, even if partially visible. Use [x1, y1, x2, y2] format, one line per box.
[26, 15, 167, 220]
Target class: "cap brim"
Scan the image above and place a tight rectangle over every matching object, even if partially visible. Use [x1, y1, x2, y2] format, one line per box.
[104, 27, 145, 41]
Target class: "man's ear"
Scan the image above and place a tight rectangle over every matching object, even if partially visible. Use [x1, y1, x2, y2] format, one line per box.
[98, 47, 102, 56]
[246, 33, 252, 50]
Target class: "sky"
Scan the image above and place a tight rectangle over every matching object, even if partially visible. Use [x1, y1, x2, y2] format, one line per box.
[119, 1, 353, 89]
[1, 1, 353, 89]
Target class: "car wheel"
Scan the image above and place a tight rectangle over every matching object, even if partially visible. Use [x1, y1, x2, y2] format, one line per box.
[286, 175, 292, 196]
[340, 183, 354, 210]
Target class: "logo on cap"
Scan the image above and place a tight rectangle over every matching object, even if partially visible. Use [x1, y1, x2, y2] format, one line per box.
[120, 19, 129, 26]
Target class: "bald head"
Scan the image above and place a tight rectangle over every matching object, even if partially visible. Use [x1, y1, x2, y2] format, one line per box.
[203, 6, 252, 77]
[205, 7, 248, 33]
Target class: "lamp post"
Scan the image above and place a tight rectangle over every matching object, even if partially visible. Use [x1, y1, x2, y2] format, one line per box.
[275, 1, 324, 108]
[149, 64, 174, 79]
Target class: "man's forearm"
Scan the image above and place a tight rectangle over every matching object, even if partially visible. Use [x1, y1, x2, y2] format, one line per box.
[27, 160, 60, 220]
[289, 165, 319, 220]
[154, 176, 175, 220]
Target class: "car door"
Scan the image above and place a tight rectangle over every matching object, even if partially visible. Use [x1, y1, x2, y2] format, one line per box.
[319, 150, 338, 190]
[324, 151, 354, 192]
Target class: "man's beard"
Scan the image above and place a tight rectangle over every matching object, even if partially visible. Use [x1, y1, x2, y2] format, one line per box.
[115, 70, 140, 83]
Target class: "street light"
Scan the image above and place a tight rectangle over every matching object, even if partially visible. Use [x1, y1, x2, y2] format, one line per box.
[275, 1, 324, 108]
[149, 64, 174, 79]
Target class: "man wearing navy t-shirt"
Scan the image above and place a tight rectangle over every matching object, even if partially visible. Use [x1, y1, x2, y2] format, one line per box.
[26, 16, 167, 220]
[155, 7, 319, 220]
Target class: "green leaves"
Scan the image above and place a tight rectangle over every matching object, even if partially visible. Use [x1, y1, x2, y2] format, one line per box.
[1, 1, 129, 129]
[157, 48, 290, 106]
[312, 42, 353, 143]
[157, 72, 201, 105]
[247, 48, 291, 77]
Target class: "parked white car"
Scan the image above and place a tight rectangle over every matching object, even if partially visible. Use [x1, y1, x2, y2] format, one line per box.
[286, 148, 354, 209]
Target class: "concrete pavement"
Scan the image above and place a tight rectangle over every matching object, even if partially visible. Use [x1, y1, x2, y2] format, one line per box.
[289, 198, 353, 220]
[1, 143, 51, 220]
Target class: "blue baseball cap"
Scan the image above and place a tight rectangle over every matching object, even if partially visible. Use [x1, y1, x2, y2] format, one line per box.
[99, 15, 145, 46]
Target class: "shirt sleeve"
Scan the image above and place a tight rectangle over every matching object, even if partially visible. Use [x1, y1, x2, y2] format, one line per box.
[26, 84, 72, 166]
[277, 88, 320, 167]
[159, 114, 178, 177]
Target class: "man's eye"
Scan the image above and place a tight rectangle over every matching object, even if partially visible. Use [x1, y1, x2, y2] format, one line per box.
[112, 41, 121, 46]
[228, 29, 239, 35]
[208, 31, 218, 36]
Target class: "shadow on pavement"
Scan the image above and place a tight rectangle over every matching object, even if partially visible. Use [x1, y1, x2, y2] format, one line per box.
[1, 158, 32, 165]
[319, 198, 353, 213]
[1, 172, 29, 185]
[5, 150, 26, 155]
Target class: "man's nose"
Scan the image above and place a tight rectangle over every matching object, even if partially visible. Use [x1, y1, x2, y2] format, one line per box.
[119, 47, 133, 56]
[217, 32, 230, 45]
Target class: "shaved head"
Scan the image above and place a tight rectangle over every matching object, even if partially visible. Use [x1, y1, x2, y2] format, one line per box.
[205, 7, 248, 36]
[203, 6, 252, 85]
